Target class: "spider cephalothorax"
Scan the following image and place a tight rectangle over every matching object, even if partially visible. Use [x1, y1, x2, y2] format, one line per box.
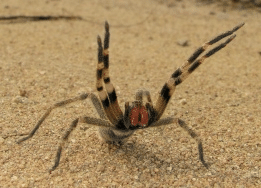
[18, 21, 244, 173]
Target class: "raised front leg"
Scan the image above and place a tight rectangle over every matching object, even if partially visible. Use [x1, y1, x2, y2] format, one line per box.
[154, 23, 244, 120]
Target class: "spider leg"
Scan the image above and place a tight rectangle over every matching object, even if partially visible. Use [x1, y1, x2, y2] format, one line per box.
[97, 35, 122, 126]
[135, 89, 143, 102]
[103, 21, 123, 120]
[172, 22, 244, 78]
[17, 93, 106, 143]
[89, 93, 107, 120]
[135, 89, 152, 104]
[96, 22, 126, 126]
[154, 23, 244, 120]
[49, 118, 79, 173]
[17, 93, 88, 143]
[148, 117, 208, 168]
[49, 116, 113, 173]
[177, 118, 208, 168]
[174, 34, 237, 85]
[80, 116, 113, 128]
[147, 117, 176, 128]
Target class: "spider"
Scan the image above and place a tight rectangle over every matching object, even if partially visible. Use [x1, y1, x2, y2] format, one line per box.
[17, 21, 244, 173]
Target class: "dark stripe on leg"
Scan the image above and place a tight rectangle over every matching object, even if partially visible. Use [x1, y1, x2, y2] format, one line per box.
[102, 98, 110, 108]
[101, 21, 123, 122]
[97, 36, 103, 62]
[160, 83, 171, 103]
[108, 90, 117, 103]
[187, 23, 244, 63]
[104, 77, 110, 83]
[97, 69, 103, 79]
[187, 47, 205, 63]
[103, 21, 110, 68]
[188, 60, 201, 73]
[205, 35, 236, 58]
[97, 87, 103, 91]
[104, 55, 109, 68]
[171, 68, 182, 78]
[208, 23, 244, 44]
[104, 21, 110, 50]
[174, 77, 182, 86]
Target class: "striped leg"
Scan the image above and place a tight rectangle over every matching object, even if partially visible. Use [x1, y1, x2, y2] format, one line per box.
[174, 34, 237, 86]
[154, 23, 244, 120]
[97, 36, 118, 125]
[149, 117, 208, 168]
[103, 21, 123, 120]
[171, 22, 245, 79]
[96, 22, 123, 125]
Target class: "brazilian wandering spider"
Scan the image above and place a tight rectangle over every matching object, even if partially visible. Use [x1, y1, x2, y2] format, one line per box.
[17, 21, 244, 173]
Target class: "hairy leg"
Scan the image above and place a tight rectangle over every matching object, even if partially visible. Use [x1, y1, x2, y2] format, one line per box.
[49, 118, 79, 173]
[49, 116, 113, 173]
[154, 23, 244, 120]
[17, 93, 88, 143]
[148, 117, 208, 168]
[135, 89, 152, 104]
[17, 93, 107, 143]
[102, 21, 123, 120]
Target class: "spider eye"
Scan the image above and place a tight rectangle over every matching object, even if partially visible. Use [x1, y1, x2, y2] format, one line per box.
[129, 106, 149, 127]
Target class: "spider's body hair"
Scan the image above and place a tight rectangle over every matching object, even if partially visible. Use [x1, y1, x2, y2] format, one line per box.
[98, 100, 156, 143]
[17, 21, 244, 173]
[98, 127, 134, 144]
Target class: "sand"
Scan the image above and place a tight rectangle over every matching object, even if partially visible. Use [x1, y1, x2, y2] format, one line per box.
[1, 0, 261, 187]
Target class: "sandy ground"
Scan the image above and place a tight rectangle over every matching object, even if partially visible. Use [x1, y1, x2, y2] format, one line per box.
[0, 0, 261, 187]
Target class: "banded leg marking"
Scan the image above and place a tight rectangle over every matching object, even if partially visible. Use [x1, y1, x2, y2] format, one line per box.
[97, 35, 118, 125]
[154, 79, 176, 120]
[155, 23, 244, 120]
[103, 21, 123, 120]
[171, 22, 244, 79]
[97, 36, 116, 123]
[174, 34, 237, 86]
